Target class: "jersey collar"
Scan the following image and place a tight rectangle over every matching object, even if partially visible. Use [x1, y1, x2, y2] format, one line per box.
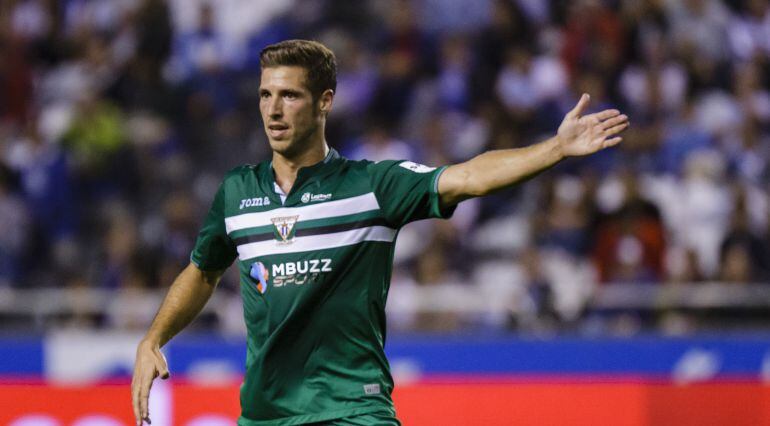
[261, 148, 342, 205]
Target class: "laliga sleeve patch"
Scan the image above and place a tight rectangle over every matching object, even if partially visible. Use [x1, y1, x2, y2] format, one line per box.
[399, 161, 436, 173]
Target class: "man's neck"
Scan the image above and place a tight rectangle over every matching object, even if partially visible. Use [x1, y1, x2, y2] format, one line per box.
[272, 142, 330, 195]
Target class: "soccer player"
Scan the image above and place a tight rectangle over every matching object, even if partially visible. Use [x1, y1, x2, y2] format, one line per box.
[132, 39, 629, 425]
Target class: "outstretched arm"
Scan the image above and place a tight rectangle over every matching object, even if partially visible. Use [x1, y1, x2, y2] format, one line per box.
[131, 262, 224, 426]
[438, 94, 628, 206]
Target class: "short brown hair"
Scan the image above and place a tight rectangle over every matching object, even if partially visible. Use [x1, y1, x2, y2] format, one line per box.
[260, 39, 337, 100]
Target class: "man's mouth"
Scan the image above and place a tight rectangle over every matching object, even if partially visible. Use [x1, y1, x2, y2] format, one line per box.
[268, 123, 289, 138]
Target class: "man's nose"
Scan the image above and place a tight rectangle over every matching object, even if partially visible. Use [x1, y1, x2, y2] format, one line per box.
[268, 98, 283, 118]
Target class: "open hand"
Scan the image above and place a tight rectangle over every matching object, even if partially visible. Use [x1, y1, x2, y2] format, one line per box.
[131, 341, 170, 425]
[557, 93, 629, 157]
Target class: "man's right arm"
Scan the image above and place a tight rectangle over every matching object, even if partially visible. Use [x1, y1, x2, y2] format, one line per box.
[131, 262, 224, 426]
[437, 94, 628, 207]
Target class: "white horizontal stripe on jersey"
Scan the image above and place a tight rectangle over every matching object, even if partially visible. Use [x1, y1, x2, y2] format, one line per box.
[225, 192, 380, 234]
[237, 225, 396, 260]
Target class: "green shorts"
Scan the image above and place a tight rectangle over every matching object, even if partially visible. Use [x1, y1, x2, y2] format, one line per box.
[307, 411, 401, 426]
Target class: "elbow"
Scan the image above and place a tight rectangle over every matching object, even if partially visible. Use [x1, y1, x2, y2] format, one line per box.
[466, 184, 489, 198]
[201, 270, 223, 288]
[187, 263, 223, 288]
[462, 174, 490, 198]
[442, 162, 491, 201]
[452, 165, 489, 198]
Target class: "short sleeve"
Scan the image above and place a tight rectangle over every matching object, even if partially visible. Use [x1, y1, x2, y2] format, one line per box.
[190, 182, 237, 271]
[367, 160, 456, 228]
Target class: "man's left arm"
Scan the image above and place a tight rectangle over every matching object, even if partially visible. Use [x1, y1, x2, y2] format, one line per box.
[438, 94, 629, 207]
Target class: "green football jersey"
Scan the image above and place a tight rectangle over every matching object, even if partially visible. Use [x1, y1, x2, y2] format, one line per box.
[190, 149, 454, 425]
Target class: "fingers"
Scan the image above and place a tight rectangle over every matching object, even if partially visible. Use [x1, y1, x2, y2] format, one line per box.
[589, 109, 622, 122]
[132, 376, 141, 425]
[603, 121, 630, 137]
[156, 350, 170, 380]
[599, 113, 628, 130]
[132, 373, 152, 425]
[133, 345, 168, 426]
[567, 93, 590, 118]
[602, 137, 623, 148]
[138, 371, 154, 425]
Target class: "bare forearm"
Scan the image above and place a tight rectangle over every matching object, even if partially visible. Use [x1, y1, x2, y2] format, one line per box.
[439, 136, 563, 205]
[142, 263, 222, 348]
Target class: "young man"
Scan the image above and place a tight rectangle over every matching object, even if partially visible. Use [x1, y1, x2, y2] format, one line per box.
[132, 39, 628, 425]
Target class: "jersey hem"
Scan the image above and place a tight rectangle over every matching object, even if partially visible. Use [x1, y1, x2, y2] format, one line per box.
[236, 405, 387, 426]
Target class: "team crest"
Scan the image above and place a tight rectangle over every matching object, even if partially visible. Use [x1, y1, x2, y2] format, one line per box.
[249, 261, 269, 294]
[271, 215, 299, 244]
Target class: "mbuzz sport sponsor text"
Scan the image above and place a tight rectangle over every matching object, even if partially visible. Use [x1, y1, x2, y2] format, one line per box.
[254, 259, 333, 288]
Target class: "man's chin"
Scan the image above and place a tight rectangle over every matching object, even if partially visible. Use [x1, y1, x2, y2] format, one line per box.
[268, 139, 297, 156]
[268, 137, 289, 148]
[267, 127, 316, 158]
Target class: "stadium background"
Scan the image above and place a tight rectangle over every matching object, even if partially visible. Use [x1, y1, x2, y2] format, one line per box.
[1, 0, 769, 424]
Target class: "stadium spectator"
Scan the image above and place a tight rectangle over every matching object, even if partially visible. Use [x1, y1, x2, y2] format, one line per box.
[170, 2, 228, 81]
[726, 0, 770, 60]
[5, 124, 75, 242]
[346, 120, 416, 162]
[718, 187, 769, 282]
[61, 89, 130, 197]
[534, 175, 594, 257]
[593, 171, 666, 283]
[0, 164, 29, 288]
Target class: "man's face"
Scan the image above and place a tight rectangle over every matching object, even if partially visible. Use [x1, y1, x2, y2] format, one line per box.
[259, 66, 323, 158]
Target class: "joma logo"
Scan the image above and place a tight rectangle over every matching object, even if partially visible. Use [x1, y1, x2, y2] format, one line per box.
[239, 197, 270, 209]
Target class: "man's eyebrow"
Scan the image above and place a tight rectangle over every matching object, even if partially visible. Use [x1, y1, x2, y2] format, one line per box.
[259, 88, 301, 92]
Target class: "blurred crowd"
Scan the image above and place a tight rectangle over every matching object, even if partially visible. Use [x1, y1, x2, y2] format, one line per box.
[0, 0, 769, 332]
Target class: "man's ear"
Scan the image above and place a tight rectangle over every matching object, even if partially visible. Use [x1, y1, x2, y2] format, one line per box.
[319, 89, 334, 115]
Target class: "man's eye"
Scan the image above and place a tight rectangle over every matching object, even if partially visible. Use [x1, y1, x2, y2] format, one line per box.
[260, 92, 270, 99]
[285, 93, 297, 99]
